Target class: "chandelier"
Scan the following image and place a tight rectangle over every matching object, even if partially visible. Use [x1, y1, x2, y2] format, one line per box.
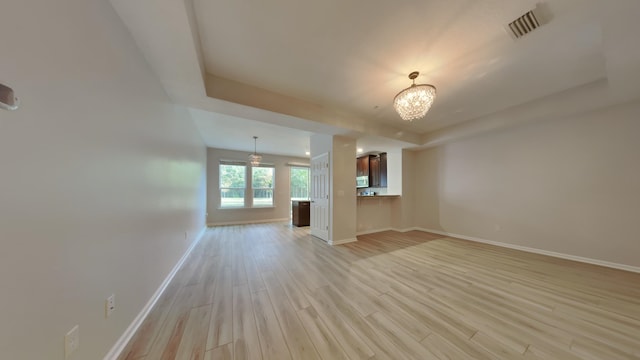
[393, 71, 436, 121]
[249, 136, 262, 166]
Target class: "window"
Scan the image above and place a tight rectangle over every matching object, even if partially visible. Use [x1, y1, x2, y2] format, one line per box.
[290, 166, 310, 200]
[252, 166, 275, 207]
[219, 161, 276, 208]
[219, 162, 246, 208]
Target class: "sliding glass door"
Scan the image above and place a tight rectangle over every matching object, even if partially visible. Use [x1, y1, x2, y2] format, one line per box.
[290, 166, 310, 201]
[290, 166, 310, 220]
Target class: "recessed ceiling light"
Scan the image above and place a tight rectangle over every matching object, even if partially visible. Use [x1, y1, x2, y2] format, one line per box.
[305, 151, 310, 156]
[357, 148, 363, 153]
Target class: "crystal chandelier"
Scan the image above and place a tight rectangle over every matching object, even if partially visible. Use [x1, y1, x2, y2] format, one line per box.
[393, 71, 436, 121]
[249, 136, 262, 166]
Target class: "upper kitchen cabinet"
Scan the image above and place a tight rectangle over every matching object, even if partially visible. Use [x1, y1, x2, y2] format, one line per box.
[356, 153, 387, 188]
[369, 155, 380, 187]
[380, 152, 387, 188]
[356, 156, 369, 177]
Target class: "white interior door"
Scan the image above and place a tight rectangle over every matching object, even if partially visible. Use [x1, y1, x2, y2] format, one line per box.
[310, 152, 329, 241]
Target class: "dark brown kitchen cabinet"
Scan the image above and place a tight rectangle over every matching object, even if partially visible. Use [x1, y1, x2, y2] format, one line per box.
[356, 156, 369, 177]
[369, 155, 380, 187]
[292, 200, 310, 226]
[355, 153, 388, 188]
[379, 152, 387, 187]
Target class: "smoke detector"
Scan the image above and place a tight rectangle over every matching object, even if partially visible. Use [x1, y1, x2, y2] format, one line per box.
[506, 3, 551, 40]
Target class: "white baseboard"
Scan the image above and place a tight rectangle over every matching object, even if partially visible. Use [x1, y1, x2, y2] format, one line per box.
[415, 227, 640, 274]
[356, 227, 419, 235]
[329, 237, 358, 245]
[392, 227, 420, 233]
[356, 226, 424, 236]
[103, 226, 207, 360]
[356, 227, 393, 236]
[207, 217, 289, 226]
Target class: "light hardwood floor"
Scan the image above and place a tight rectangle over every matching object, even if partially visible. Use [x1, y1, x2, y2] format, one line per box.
[117, 223, 640, 360]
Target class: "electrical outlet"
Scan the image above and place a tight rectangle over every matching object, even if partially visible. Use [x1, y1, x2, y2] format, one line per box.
[64, 325, 79, 358]
[105, 294, 115, 318]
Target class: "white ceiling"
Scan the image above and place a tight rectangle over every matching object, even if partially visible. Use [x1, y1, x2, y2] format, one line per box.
[110, 0, 640, 157]
[189, 107, 313, 157]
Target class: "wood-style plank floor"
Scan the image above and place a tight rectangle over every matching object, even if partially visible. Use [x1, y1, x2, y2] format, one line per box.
[117, 223, 640, 360]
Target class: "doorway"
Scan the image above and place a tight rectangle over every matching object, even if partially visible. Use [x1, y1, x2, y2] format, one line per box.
[290, 166, 310, 203]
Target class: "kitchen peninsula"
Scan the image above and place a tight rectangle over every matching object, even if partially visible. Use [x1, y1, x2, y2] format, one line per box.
[355, 149, 403, 234]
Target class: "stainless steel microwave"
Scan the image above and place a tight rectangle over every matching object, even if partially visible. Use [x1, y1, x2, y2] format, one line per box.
[356, 176, 369, 188]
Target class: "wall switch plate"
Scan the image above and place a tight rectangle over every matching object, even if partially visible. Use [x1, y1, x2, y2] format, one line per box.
[105, 294, 115, 318]
[64, 325, 79, 358]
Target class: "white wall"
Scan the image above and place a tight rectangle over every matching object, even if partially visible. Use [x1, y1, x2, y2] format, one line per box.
[385, 148, 403, 195]
[310, 133, 333, 157]
[356, 197, 395, 234]
[0, 1, 206, 359]
[413, 100, 640, 268]
[391, 150, 416, 231]
[206, 148, 309, 225]
[332, 136, 357, 242]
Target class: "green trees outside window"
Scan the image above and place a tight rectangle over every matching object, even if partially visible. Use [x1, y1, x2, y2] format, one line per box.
[219, 163, 246, 208]
[290, 167, 310, 200]
[219, 162, 276, 208]
[252, 166, 274, 207]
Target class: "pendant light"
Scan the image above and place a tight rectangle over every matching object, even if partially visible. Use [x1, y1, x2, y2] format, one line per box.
[393, 71, 436, 121]
[249, 136, 262, 166]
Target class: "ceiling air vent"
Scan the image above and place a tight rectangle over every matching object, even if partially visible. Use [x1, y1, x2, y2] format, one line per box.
[508, 10, 540, 38]
[506, 4, 550, 40]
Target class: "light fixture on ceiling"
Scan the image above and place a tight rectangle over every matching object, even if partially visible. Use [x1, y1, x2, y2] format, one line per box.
[393, 71, 436, 121]
[249, 136, 262, 166]
[0, 83, 19, 111]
